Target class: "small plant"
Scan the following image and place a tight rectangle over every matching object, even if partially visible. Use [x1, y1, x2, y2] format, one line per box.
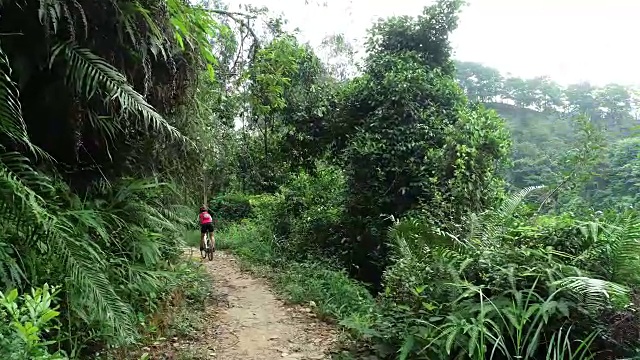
[0, 284, 68, 359]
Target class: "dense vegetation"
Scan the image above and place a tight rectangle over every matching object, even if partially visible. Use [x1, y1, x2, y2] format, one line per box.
[454, 60, 640, 210]
[2, 0, 640, 359]
[0, 0, 246, 357]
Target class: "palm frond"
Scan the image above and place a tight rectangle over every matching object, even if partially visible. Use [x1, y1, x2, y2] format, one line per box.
[50, 42, 190, 144]
[0, 44, 50, 160]
[467, 185, 545, 247]
[553, 276, 629, 311]
[0, 44, 53, 222]
[38, 0, 87, 38]
[0, 241, 25, 289]
[47, 207, 136, 342]
[116, 1, 169, 61]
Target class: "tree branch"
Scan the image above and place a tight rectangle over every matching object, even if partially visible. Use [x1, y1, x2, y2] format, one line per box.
[204, 8, 261, 49]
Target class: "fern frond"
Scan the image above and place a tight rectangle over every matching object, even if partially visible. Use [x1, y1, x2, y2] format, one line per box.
[576, 214, 640, 284]
[553, 276, 628, 311]
[468, 185, 545, 247]
[50, 42, 190, 144]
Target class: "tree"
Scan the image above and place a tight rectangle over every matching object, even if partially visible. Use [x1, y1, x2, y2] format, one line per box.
[454, 60, 503, 102]
[335, 0, 510, 287]
[319, 33, 357, 81]
[596, 83, 634, 133]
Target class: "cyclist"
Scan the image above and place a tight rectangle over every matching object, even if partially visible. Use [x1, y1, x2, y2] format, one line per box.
[198, 206, 215, 252]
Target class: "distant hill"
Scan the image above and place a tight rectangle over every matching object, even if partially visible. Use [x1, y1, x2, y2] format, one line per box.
[454, 61, 639, 200]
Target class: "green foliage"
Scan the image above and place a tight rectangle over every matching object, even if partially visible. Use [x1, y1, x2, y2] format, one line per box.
[0, 285, 68, 359]
[208, 193, 253, 226]
[3, 0, 638, 358]
[374, 189, 640, 359]
[454, 60, 640, 212]
[334, 8, 510, 285]
[198, 1, 640, 358]
[366, 0, 464, 73]
[219, 220, 280, 266]
[590, 137, 640, 209]
[0, 177, 193, 350]
[277, 164, 347, 259]
[0, 0, 244, 356]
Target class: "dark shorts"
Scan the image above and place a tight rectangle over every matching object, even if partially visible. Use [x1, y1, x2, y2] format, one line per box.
[200, 222, 214, 234]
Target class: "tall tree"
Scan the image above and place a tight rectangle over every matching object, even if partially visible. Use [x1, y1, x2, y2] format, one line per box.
[336, 0, 510, 287]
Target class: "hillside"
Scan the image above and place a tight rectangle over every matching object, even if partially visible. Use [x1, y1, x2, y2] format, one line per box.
[455, 61, 639, 209]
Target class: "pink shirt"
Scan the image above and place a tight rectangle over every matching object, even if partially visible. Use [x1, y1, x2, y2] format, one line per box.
[199, 212, 213, 225]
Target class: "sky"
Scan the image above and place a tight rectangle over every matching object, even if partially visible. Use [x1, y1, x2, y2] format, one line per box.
[236, 0, 640, 86]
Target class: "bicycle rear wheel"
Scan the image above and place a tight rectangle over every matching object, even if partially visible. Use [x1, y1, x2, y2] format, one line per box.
[207, 234, 214, 261]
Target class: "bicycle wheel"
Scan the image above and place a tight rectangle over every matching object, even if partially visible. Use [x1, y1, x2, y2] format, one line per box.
[207, 234, 214, 261]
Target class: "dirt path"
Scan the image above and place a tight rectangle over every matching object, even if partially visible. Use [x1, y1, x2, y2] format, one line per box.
[199, 251, 338, 360]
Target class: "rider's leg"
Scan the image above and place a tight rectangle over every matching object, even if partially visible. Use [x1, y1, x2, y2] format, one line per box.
[200, 226, 207, 250]
[211, 231, 216, 251]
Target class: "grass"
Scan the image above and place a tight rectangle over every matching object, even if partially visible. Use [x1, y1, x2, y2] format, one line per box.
[216, 220, 377, 340]
[185, 230, 201, 248]
[95, 237, 215, 360]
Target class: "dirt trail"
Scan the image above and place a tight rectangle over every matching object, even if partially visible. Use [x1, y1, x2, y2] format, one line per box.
[198, 251, 338, 360]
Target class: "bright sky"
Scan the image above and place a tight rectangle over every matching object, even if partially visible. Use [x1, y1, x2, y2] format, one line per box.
[238, 0, 640, 86]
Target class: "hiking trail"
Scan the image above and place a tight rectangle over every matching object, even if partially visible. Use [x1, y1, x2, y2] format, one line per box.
[163, 250, 339, 360]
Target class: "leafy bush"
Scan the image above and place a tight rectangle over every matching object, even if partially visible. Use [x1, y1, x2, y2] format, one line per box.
[279, 164, 347, 259]
[374, 187, 640, 359]
[1, 171, 194, 354]
[219, 220, 281, 266]
[0, 285, 68, 359]
[331, 6, 511, 287]
[208, 193, 253, 226]
[232, 164, 347, 262]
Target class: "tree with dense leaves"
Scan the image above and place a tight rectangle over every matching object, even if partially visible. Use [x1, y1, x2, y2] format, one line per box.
[332, 0, 510, 287]
[455, 60, 503, 102]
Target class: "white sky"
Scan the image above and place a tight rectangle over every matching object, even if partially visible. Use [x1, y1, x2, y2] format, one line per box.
[236, 0, 640, 86]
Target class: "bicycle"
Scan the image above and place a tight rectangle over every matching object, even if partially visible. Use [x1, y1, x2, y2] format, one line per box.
[200, 230, 215, 261]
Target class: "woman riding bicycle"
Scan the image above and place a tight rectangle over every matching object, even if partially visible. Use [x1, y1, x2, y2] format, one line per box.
[199, 206, 215, 252]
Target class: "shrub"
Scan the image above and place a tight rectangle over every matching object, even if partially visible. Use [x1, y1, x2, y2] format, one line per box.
[374, 187, 640, 359]
[225, 164, 347, 263]
[219, 220, 281, 266]
[208, 193, 253, 227]
[0, 285, 68, 359]
[279, 164, 347, 260]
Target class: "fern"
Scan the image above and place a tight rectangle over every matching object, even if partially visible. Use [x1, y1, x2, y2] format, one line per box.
[575, 214, 640, 285]
[50, 42, 189, 143]
[467, 185, 545, 247]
